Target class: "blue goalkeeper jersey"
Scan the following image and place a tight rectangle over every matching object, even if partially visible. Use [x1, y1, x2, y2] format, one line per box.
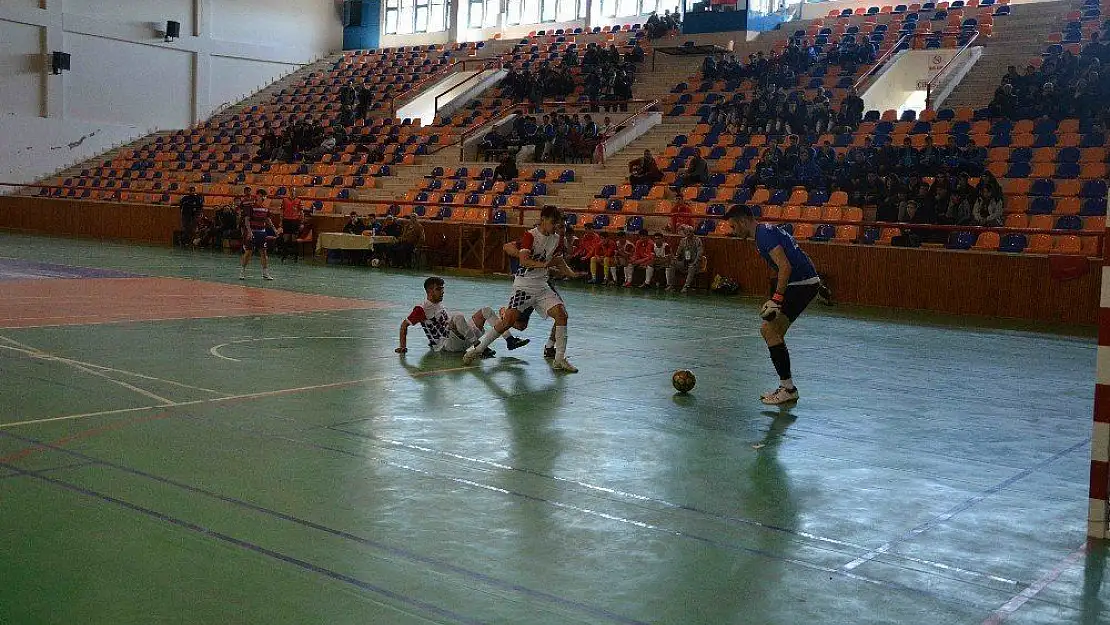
[755, 223, 818, 285]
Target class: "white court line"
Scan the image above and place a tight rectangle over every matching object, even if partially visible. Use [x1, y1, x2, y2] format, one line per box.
[0, 335, 223, 395]
[0, 364, 478, 429]
[0, 338, 175, 405]
[980, 544, 1086, 624]
[208, 336, 377, 363]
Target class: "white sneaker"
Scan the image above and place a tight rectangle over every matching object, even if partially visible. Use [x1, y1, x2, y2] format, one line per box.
[262, 273, 274, 281]
[552, 358, 579, 373]
[238, 273, 246, 280]
[760, 386, 799, 405]
[462, 347, 482, 365]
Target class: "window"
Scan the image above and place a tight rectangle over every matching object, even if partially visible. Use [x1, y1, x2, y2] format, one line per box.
[385, 0, 450, 33]
[505, 0, 584, 24]
[467, 0, 501, 27]
[596, 0, 658, 18]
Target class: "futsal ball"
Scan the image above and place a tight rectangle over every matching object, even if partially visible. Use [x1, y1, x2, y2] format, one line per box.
[672, 369, 696, 394]
[371, 258, 381, 268]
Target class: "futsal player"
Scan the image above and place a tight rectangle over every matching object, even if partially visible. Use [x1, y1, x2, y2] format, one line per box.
[724, 204, 821, 405]
[502, 221, 585, 359]
[239, 188, 276, 281]
[466, 206, 578, 372]
[397, 277, 529, 355]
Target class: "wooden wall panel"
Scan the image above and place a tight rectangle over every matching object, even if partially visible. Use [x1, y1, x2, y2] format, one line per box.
[3, 198, 1099, 325]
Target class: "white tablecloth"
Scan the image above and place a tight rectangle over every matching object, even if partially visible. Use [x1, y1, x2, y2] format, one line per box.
[316, 233, 398, 253]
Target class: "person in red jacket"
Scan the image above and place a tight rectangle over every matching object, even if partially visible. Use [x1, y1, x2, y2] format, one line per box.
[569, 228, 602, 274]
[589, 231, 615, 284]
[626, 229, 655, 287]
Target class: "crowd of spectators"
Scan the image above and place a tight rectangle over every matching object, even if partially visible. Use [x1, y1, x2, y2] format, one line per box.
[499, 40, 642, 111]
[645, 11, 681, 39]
[255, 119, 347, 163]
[988, 52, 1110, 122]
[479, 113, 611, 162]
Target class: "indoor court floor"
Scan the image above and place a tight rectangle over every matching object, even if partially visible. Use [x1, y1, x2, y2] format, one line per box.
[0, 231, 1107, 625]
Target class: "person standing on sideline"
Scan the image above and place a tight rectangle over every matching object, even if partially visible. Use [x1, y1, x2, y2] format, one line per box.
[725, 204, 821, 405]
[239, 189, 276, 281]
[179, 186, 204, 248]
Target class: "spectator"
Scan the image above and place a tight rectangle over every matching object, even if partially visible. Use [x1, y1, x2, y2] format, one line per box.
[972, 182, 1004, 227]
[629, 150, 663, 185]
[494, 153, 519, 181]
[392, 214, 424, 268]
[279, 188, 305, 258]
[667, 224, 703, 294]
[179, 186, 204, 248]
[674, 152, 709, 192]
[627, 229, 655, 287]
[342, 211, 366, 234]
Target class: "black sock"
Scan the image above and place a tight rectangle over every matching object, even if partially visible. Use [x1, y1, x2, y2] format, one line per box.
[768, 343, 792, 386]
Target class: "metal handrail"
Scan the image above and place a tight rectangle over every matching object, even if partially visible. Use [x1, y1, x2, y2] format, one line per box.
[432, 61, 503, 118]
[925, 30, 979, 110]
[852, 32, 913, 91]
[388, 59, 488, 117]
[596, 98, 660, 161]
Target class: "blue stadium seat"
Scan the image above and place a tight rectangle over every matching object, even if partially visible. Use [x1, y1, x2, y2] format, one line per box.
[1056, 163, 1080, 179]
[1082, 180, 1109, 197]
[1056, 215, 1083, 230]
[999, 233, 1027, 253]
[1030, 179, 1056, 197]
[607, 199, 623, 211]
[627, 216, 644, 231]
[1004, 163, 1031, 178]
[1028, 197, 1056, 214]
[492, 210, 508, 224]
[1081, 198, 1106, 215]
[696, 219, 717, 235]
[811, 224, 836, 241]
[945, 231, 976, 249]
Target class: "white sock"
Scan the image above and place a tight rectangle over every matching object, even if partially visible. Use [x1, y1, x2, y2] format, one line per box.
[644, 266, 654, 285]
[623, 265, 633, 283]
[473, 326, 499, 354]
[610, 266, 618, 281]
[555, 325, 567, 360]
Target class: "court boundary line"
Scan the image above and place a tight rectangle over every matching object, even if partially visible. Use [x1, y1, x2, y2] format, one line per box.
[0, 461, 485, 625]
[326, 426, 1023, 588]
[842, 439, 1090, 572]
[980, 544, 1087, 624]
[0, 364, 480, 429]
[0, 433, 653, 625]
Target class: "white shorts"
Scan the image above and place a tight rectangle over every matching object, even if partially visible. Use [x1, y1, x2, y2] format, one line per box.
[436, 314, 481, 353]
[507, 285, 564, 319]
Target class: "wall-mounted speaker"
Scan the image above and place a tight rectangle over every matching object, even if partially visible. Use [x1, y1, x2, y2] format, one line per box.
[166, 20, 181, 41]
[51, 51, 70, 75]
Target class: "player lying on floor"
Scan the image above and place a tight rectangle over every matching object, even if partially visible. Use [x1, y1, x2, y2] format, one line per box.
[396, 276, 530, 355]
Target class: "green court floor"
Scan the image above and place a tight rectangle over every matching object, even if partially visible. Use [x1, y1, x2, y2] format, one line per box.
[0, 232, 1106, 625]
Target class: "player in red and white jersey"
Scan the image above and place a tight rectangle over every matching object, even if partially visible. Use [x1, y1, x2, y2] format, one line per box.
[238, 188, 276, 281]
[397, 277, 529, 355]
[465, 206, 579, 372]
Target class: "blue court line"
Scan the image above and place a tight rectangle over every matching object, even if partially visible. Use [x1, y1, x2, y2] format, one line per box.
[0, 460, 95, 479]
[0, 460, 483, 625]
[0, 431, 650, 625]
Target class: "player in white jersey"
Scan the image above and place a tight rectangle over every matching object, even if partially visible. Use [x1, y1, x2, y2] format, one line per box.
[465, 206, 578, 372]
[397, 277, 529, 355]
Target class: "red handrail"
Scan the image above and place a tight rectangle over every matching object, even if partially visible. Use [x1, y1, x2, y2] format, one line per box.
[925, 31, 979, 110]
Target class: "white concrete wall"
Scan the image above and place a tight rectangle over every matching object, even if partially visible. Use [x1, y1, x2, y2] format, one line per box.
[0, 0, 342, 184]
[861, 48, 959, 114]
[0, 113, 150, 190]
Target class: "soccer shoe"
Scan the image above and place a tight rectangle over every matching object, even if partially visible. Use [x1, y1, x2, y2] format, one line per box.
[552, 358, 579, 373]
[760, 386, 800, 405]
[462, 347, 482, 365]
[505, 336, 530, 351]
[639, 282, 651, 289]
[543, 346, 556, 359]
[239, 274, 246, 280]
[262, 273, 274, 281]
[481, 347, 497, 359]
[818, 283, 834, 306]
[623, 281, 632, 288]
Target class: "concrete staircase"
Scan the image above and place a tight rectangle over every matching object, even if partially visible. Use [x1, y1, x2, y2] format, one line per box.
[942, 2, 1074, 109]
